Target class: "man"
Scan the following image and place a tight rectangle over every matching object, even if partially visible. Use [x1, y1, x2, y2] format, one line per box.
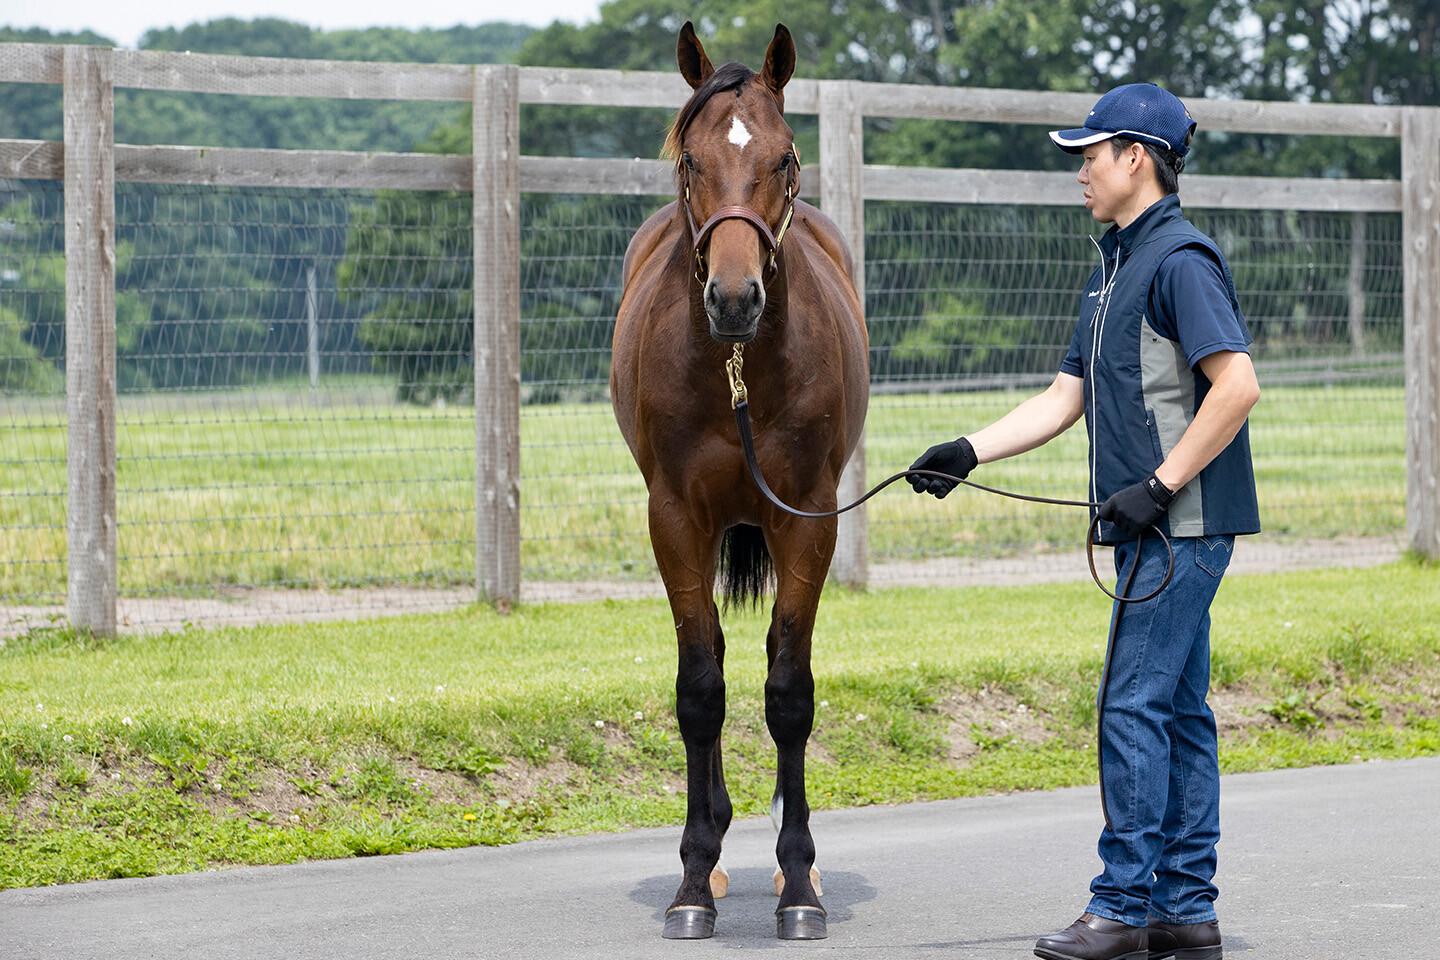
[908, 83, 1259, 960]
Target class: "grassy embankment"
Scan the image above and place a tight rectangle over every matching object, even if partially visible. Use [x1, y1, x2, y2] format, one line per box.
[1, 559, 1436, 889]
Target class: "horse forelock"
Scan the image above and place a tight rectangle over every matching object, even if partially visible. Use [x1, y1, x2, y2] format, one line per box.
[664, 61, 778, 189]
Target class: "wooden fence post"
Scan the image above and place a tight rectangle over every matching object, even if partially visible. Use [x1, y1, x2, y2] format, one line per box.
[819, 79, 868, 589]
[473, 64, 522, 607]
[1402, 106, 1440, 559]
[63, 46, 117, 636]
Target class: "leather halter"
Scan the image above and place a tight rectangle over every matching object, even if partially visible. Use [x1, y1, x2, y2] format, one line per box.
[682, 147, 799, 285]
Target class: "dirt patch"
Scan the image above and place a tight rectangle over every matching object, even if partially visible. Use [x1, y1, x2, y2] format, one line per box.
[939, 686, 1053, 762]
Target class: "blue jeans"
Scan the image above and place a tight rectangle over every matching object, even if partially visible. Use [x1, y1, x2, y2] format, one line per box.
[1087, 534, 1234, 927]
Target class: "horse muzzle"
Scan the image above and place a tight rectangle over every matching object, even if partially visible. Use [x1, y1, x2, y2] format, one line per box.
[704, 276, 764, 343]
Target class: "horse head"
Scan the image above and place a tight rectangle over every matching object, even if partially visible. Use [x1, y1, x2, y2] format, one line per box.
[666, 22, 798, 344]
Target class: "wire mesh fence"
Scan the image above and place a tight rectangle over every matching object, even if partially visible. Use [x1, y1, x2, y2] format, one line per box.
[0, 175, 1408, 630]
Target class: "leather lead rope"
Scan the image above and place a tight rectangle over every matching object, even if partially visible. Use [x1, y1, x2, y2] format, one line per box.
[724, 343, 1175, 603]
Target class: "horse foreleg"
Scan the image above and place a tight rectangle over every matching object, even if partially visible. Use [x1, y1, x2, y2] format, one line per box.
[708, 601, 734, 900]
[763, 521, 832, 940]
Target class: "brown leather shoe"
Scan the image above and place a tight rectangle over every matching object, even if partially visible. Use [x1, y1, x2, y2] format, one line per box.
[1035, 913, 1148, 960]
[1147, 918, 1222, 959]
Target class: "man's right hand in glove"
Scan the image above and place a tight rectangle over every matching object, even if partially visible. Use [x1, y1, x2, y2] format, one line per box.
[907, 437, 978, 499]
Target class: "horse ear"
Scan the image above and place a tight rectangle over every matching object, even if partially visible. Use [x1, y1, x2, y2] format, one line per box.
[677, 21, 715, 90]
[760, 24, 796, 100]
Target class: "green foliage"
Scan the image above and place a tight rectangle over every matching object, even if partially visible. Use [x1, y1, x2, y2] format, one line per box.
[421, 745, 504, 779]
[1262, 690, 1324, 730]
[0, 748, 34, 797]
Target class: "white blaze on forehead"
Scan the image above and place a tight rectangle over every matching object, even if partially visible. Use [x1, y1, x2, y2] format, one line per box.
[728, 115, 752, 149]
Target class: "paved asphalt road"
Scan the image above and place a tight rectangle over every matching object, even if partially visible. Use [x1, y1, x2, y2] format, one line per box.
[4, 757, 1435, 959]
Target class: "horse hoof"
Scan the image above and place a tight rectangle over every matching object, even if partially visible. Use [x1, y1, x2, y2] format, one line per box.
[773, 865, 822, 897]
[710, 863, 729, 899]
[662, 906, 716, 939]
[776, 905, 827, 940]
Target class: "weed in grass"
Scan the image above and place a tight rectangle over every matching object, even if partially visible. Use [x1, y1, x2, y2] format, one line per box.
[149, 751, 209, 792]
[0, 748, 34, 797]
[564, 728, 607, 769]
[289, 776, 326, 798]
[421, 745, 504, 779]
[1345, 687, 1385, 722]
[633, 725, 683, 772]
[340, 818, 417, 856]
[969, 722, 1009, 753]
[1329, 622, 1382, 676]
[1262, 690, 1324, 731]
[886, 712, 945, 757]
[57, 756, 91, 790]
[345, 754, 420, 806]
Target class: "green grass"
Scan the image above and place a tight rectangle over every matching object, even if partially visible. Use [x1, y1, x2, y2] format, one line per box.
[0, 381, 1407, 599]
[1, 559, 1436, 888]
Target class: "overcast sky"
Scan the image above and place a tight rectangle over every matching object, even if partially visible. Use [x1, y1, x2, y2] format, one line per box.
[4, 0, 607, 49]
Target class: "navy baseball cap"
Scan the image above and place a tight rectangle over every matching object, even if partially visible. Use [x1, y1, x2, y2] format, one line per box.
[1050, 82, 1197, 156]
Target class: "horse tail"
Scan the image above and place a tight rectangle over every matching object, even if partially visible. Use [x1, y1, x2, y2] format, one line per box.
[718, 524, 773, 611]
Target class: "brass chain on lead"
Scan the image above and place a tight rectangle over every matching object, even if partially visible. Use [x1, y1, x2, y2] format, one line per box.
[725, 343, 747, 409]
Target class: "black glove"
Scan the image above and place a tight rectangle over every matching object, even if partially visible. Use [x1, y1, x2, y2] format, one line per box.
[907, 437, 978, 499]
[1096, 473, 1175, 538]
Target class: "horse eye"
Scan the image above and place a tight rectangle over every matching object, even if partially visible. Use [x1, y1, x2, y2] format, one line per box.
[683, 153, 696, 172]
[779, 153, 794, 171]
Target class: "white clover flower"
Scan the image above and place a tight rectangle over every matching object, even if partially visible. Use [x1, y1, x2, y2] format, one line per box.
[121, 716, 133, 726]
[63, 734, 73, 743]
[633, 711, 644, 721]
[819, 700, 829, 708]
[594, 720, 605, 728]
[435, 685, 445, 693]
[634, 656, 644, 664]
[855, 713, 868, 721]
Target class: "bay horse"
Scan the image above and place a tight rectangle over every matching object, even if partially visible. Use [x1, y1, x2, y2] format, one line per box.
[610, 21, 869, 941]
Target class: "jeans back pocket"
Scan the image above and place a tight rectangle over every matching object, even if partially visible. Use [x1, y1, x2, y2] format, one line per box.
[1195, 535, 1234, 577]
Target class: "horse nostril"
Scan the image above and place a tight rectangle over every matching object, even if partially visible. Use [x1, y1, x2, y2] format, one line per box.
[747, 279, 761, 308]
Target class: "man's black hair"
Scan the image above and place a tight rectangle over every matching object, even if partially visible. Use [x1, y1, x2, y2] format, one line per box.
[1110, 135, 1188, 196]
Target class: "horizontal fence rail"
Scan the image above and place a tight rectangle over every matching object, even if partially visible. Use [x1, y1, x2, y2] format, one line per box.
[0, 139, 1407, 212]
[0, 42, 1435, 635]
[0, 42, 1407, 134]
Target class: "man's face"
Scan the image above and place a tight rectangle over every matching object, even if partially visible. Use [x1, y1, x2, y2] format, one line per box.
[1077, 141, 1134, 225]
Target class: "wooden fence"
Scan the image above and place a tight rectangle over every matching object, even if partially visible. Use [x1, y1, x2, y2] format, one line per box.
[1, 42, 1436, 634]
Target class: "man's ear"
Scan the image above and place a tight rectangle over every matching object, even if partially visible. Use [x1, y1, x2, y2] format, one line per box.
[1127, 141, 1148, 174]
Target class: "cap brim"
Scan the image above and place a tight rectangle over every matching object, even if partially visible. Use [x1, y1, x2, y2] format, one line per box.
[1049, 128, 1117, 153]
